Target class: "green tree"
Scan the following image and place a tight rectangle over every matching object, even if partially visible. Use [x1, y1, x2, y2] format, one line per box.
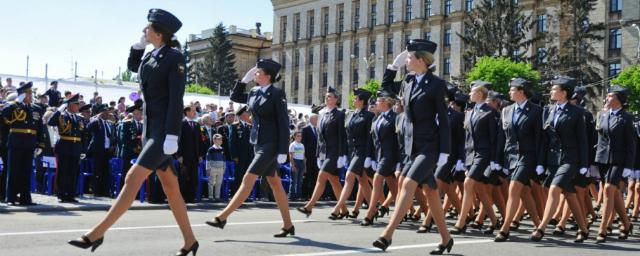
[457, 0, 541, 74]
[466, 56, 541, 95]
[348, 79, 380, 109]
[195, 23, 238, 95]
[611, 65, 640, 113]
[114, 69, 133, 82]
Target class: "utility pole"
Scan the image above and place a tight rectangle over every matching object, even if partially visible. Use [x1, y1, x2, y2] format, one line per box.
[26, 55, 30, 81]
[45, 63, 48, 89]
[74, 61, 78, 83]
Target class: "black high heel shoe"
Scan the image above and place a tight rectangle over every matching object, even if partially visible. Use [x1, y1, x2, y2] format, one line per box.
[529, 229, 545, 242]
[176, 241, 199, 256]
[509, 221, 520, 231]
[372, 237, 391, 251]
[595, 233, 607, 243]
[574, 231, 588, 243]
[274, 226, 295, 237]
[470, 221, 484, 230]
[619, 223, 633, 240]
[349, 210, 360, 219]
[483, 224, 496, 235]
[205, 217, 226, 229]
[552, 226, 565, 236]
[297, 207, 312, 217]
[68, 235, 104, 252]
[360, 217, 374, 226]
[417, 222, 433, 233]
[429, 238, 453, 255]
[449, 225, 466, 234]
[378, 206, 390, 218]
[328, 212, 348, 220]
[494, 231, 509, 242]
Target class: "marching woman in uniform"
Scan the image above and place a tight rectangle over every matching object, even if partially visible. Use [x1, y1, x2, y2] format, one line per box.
[450, 83, 499, 235]
[360, 90, 400, 226]
[205, 59, 295, 237]
[374, 39, 453, 255]
[593, 85, 636, 243]
[329, 88, 374, 219]
[529, 76, 590, 243]
[298, 87, 348, 218]
[69, 9, 199, 255]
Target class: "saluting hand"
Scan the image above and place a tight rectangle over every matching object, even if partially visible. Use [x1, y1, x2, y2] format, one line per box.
[57, 103, 68, 112]
[241, 66, 259, 83]
[388, 50, 409, 71]
[132, 35, 149, 50]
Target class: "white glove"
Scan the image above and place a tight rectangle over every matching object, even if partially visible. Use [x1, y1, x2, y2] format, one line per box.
[635, 170, 640, 179]
[455, 160, 464, 172]
[57, 103, 68, 112]
[388, 50, 409, 71]
[436, 153, 449, 167]
[277, 154, 287, 164]
[364, 157, 372, 168]
[17, 93, 26, 103]
[502, 167, 509, 176]
[317, 159, 323, 169]
[241, 66, 259, 83]
[579, 167, 588, 175]
[535, 165, 544, 175]
[371, 161, 378, 171]
[163, 134, 179, 155]
[337, 155, 347, 168]
[80, 153, 86, 159]
[34, 148, 42, 156]
[490, 161, 499, 171]
[132, 35, 149, 50]
[622, 168, 633, 178]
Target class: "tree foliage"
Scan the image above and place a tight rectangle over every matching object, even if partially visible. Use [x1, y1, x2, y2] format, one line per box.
[195, 23, 238, 95]
[348, 79, 380, 109]
[466, 56, 541, 95]
[611, 65, 640, 113]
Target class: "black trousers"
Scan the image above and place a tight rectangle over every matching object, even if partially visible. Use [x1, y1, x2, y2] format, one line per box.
[56, 153, 80, 200]
[0, 149, 8, 201]
[179, 158, 199, 203]
[6, 148, 34, 204]
[231, 160, 248, 196]
[92, 151, 111, 196]
[301, 156, 319, 200]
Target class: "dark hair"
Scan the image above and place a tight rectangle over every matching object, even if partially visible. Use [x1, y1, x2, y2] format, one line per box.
[512, 85, 533, 99]
[183, 106, 192, 114]
[151, 23, 181, 48]
[261, 68, 282, 83]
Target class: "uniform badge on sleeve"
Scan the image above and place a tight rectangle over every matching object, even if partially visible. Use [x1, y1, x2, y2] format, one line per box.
[178, 64, 185, 75]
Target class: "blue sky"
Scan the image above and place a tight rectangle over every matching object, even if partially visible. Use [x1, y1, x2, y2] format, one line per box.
[0, 0, 274, 81]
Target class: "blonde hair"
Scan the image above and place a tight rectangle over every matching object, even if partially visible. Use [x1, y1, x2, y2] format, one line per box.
[412, 51, 435, 68]
[471, 85, 489, 100]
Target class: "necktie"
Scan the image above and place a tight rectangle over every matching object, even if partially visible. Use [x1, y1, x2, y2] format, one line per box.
[514, 107, 523, 126]
[554, 106, 562, 127]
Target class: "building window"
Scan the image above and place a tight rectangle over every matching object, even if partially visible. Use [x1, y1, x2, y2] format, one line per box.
[371, 3, 377, 27]
[307, 74, 313, 89]
[405, 0, 412, 20]
[465, 0, 474, 11]
[337, 71, 343, 85]
[388, 0, 394, 24]
[295, 51, 300, 67]
[424, 0, 432, 18]
[536, 47, 547, 64]
[404, 34, 410, 44]
[425, 31, 432, 41]
[281, 52, 286, 69]
[369, 67, 375, 80]
[309, 13, 315, 37]
[323, 9, 329, 35]
[295, 15, 301, 40]
[444, 0, 452, 16]
[322, 72, 328, 87]
[537, 14, 547, 33]
[444, 58, 451, 75]
[370, 39, 376, 55]
[387, 37, 394, 54]
[354, 41, 360, 57]
[444, 29, 452, 46]
[339, 9, 345, 32]
[281, 17, 287, 42]
[353, 69, 359, 85]
[609, 62, 621, 77]
[308, 50, 314, 65]
[610, 0, 622, 12]
[338, 45, 344, 61]
[294, 74, 299, 90]
[323, 45, 328, 63]
[354, 4, 360, 29]
[609, 28, 622, 49]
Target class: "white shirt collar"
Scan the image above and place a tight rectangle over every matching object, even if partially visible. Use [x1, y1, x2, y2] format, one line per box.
[516, 100, 528, 110]
[556, 102, 567, 110]
[260, 84, 272, 93]
[475, 103, 485, 110]
[151, 45, 165, 57]
[415, 73, 426, 83]
[610, 108, 621, 115]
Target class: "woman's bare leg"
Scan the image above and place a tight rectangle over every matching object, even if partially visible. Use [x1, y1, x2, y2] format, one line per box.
[266, 175, 293, 229]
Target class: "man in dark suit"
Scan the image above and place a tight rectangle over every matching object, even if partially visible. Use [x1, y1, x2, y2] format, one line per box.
[177, 106, 201, 203]
[44, 81, 62, 107]
[300, 113, 318, 200]
[48, 93, 84, 203]
[86, 104, 114, 197]
[229, 106, 254, 196]
[495, 78, 544, 241]
[217, 112, 235, 162]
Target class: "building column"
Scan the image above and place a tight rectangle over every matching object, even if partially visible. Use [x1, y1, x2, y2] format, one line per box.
[284, 47, 294, 98]
[358, 36, 369, 84]
[342, 36, 353, 100]
[430, 24, 442, 76]
[297, 46, 307, 104]
[312, 43, 322, 104]
[375, 33, 385, 81]
[327, 40, 337, 91]
[450, 21, 463, 78]
[360, 0, 370, 29]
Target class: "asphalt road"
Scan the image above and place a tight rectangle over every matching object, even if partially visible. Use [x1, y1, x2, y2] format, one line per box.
[1, 205, 639, 255]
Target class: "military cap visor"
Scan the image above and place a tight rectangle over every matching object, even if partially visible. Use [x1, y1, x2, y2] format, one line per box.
[406, 39, 437, 54]
[257, 59, 282, 78]
[17, 81, 33, 95]
[235, 105, 248, 116]
[376, 89, 397, 99]
[471, 80, 493, 91]
[608, 85, 630, 103]
[64, 93, 81, 104]
[353, 88, 372, 102]
[509, 78, 532, 88]
[79, 104, 92, 112]
[126, 105, 142, 113]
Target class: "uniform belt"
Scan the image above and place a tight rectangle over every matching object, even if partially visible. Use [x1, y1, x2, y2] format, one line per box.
[60, 136, 82, 142]
[9, 128, 37, 135]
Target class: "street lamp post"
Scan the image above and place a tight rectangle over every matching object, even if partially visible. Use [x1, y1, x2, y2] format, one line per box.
[632, 24, 640, 64]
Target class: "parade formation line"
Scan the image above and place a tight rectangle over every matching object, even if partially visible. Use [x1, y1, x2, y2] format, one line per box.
[275, 239, 494, 256]
[0, 219, 318, 237]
